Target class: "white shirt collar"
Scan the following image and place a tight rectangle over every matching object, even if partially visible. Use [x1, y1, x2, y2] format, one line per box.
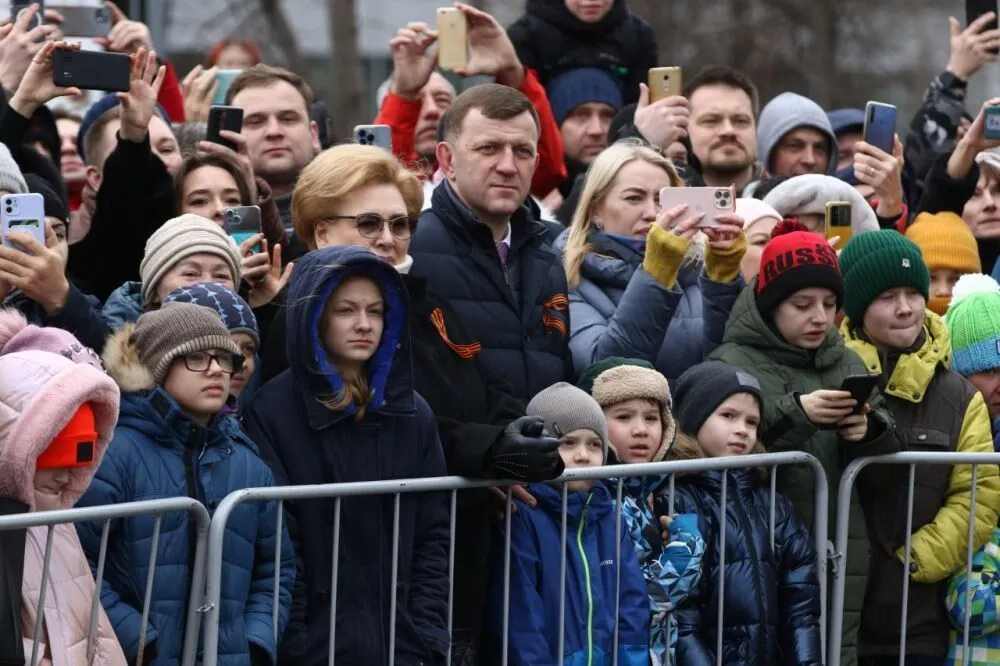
[498, 223, 512, 249]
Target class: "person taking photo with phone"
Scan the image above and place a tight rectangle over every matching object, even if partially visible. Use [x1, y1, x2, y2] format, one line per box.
[557, 139, 746, 383]
[707, 221, 901, 666]
[837, 230, 1000, 666]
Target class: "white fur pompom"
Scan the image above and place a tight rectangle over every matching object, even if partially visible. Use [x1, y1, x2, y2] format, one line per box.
[950, 273, 1000, 308]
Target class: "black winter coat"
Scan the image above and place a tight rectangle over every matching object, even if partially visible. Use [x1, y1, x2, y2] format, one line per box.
[409, 182, 572, 401]
[245, 246, 450, 666]
[507, 0, 657, 105]
[655, 437, 822, 666]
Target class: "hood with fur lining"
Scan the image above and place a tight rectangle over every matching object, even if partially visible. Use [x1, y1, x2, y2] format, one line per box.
[591, 364, 676, 462]
[102, 323, 156, 393]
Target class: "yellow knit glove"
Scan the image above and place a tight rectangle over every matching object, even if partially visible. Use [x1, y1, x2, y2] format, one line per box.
[643, 224, 691, 289]
[704, 233, 747, 283]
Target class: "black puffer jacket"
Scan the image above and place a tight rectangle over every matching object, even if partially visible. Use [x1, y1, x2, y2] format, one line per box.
[654, 435, 822, 666]
[507, 0, 657, 105]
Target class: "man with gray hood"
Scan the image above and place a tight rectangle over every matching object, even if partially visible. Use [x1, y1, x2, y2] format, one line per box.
[758, 91, 838, 177]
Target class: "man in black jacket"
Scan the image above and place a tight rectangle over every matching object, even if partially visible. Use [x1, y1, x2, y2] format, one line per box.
[409, 84, 573, 400]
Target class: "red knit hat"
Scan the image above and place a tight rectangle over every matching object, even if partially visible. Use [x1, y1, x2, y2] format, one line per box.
[35, 403, 97, 470]
[756, 220, 844, 315]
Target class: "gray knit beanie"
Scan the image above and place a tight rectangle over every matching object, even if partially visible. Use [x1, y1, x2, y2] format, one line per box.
[591, 364, 676, 462]
[139, 214, 243, 305]
[130, 302, 241, 384]
[0, 143, 28, 195]
[527, 382, 609, 460]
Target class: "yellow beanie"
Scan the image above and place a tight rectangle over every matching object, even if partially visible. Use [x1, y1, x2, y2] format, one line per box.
[906, 212, 982, 274]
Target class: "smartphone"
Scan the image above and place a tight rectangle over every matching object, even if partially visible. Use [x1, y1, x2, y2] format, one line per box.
[10, 0, 42, 29]
[53, 4, 111, 37]
[212, 68, 243, 106]
[841, 374, 878, 414]
[436, 7, 468, 71]
[52, 48, 130, 93]
[223, 206, 262, 252]
[968, 0, 1000, 54]
[658, 186, 735, 228]
[863, 101, 896, 155]
[1, 193, 46, 251]
[354, 124, 392, 151]
[206, 106, 244, 151]
[825, 201, 852, 250]
[986, 104, 1000, 140]
[648, 67, 682, 103]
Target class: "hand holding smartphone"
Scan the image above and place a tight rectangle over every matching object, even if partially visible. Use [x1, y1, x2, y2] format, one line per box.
[967, 0, 1000, 55]
[224, 206, 262, 253]
[825, 201, 852, 250]
[648, 67, 682, 103]
[52, 48, 130, 93]
[1, 194, 46, 252]
[840, 375, 878, 415]
[862, 102, 896, 155]
[436, 7, 468, 70]
[658, 186, 735, 228]
[206, 106, 244, 151]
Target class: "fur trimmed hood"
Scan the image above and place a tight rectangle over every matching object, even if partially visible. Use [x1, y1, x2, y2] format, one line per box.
[591, 363, 676, 462]
[101, 323, 155, 393]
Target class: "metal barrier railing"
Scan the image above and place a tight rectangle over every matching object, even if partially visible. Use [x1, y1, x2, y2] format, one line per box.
[0, 497, 211, 666]
[200, 451, 828, 666]
[828, 452, 1000, 666]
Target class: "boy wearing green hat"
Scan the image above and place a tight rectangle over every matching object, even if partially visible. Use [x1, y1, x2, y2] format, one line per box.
[838, 230, 1000, 666]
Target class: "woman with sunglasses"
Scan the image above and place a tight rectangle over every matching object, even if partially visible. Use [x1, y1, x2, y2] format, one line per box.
[78, 301, 294, 665]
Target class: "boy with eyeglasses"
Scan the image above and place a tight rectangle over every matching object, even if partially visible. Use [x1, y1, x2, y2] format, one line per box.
[77, 301, 294, 666]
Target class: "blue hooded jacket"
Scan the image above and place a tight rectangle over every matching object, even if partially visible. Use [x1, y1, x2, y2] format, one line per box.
[75, 353, 294, 666]
[245, 246, 450, 665]
[483, 481, 650, 666]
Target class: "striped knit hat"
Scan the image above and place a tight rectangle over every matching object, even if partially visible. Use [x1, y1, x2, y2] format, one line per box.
[163, 283, 259, 346]
[944, 274, 1000, 377]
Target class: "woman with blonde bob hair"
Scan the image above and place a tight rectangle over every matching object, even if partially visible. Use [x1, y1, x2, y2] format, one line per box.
[292, 143, 424, 272]
[555, 139, 748, 383]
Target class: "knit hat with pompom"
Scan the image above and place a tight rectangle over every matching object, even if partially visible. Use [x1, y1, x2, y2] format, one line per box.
[944, 273, 1000, 377]
[755, 219, 843, 316]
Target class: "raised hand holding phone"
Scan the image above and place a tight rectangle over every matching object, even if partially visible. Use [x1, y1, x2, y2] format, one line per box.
[181, 65, 219, 123]
[948, 11, 1000, 79]
[389, 21, 438, 99]
[9, 40, 80, 118]
[449, 2, 524, 86]
[0, 219, 70, 315]
[117, 47, 166, 142]
[99, 1, 153, 54]
[633, 83, 689, 150]
[0, 3, 60, 92]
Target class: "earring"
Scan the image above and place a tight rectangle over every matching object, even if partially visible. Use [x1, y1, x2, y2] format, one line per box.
[593, 219, 604, 231]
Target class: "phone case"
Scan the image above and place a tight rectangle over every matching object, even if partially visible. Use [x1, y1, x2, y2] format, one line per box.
[223, 206, 262, 250]
[863, 102, 897, 155]
[52, 49, 130, 93]
[212, 69, 243, 106]
[436, 8, 468, 71]
[207, 106, 244, 150]
[1, 194, 46, 250]
[648, 67, 682, 102]
[354, 125, 392, 151]
[986, 105, 1000, 140]
[825, 201, 852, 250]
[56, 5, 112, 38]
[658, 186, 734, 227]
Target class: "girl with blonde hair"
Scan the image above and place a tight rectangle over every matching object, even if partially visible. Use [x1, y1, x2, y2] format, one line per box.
[554, 139, 748, 382]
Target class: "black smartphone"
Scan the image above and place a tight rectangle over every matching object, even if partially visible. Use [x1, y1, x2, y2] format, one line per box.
[841, 374, 878, 414]
[55, 4, 112, 38]
[52, 48, 129, 92]
[206, 106, 244, 151]
[10, 0, 42, 29]
[968, 0, 1000, 54]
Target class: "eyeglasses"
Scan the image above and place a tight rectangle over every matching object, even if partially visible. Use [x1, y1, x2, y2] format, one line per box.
[182, 351, 245, 375]
[327, 213, 417, 240]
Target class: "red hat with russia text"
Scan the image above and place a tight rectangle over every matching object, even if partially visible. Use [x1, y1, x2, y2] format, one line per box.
[755, 220, 844, 316]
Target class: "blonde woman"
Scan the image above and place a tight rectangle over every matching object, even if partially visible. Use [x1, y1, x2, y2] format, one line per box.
[555, 140, 747, 382]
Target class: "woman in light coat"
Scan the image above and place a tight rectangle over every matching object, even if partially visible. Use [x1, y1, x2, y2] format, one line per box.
[555, 139, 748, 383]
[0, 309, 125, 666]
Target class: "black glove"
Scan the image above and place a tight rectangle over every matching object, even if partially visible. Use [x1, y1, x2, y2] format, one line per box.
[249, 643, 269, 666]
[488, 416, 564, 482]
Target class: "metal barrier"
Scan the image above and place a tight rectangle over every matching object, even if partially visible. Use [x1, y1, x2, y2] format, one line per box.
[201, 451, 828, 666]
[0, 497, 211, 666]
[828, 452, 1000, 666]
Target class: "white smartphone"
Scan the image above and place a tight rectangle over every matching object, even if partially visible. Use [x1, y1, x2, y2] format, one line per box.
[436, 7, 468, 70]
[354, 124, 392, 151]
[658, 186, 735, 228]
[1, 193, 46, 250]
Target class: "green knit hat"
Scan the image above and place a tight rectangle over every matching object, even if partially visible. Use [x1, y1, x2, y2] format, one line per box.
[577, 356, 656, 394]
[839, 230, 930, 324]
[944, 273, 1000, 376]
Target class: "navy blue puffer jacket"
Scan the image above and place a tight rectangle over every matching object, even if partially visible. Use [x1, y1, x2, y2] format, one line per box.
[654, 436, 821, 666]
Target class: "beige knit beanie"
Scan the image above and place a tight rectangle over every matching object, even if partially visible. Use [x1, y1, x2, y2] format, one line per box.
[591, 365, 676, 462]
[139, 214, 242, 305]
[130, 302, 241, 384]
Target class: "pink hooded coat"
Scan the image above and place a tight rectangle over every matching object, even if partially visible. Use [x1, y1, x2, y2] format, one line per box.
[0, 310, 125, 666]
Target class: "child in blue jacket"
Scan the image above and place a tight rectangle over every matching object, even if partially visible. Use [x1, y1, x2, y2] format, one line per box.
[484, 382, 649, 665]
[657, 361, 821, 666]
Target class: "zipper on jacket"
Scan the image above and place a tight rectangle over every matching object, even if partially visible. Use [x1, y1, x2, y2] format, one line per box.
[576, 492, 595, 666]
[731, 474, 769, 662]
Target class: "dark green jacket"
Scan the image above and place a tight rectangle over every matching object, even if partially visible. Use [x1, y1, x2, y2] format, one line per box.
[708, 283, 901, 666]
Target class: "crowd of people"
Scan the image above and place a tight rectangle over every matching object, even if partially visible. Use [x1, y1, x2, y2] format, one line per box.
[4, 0, 1000, 664]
